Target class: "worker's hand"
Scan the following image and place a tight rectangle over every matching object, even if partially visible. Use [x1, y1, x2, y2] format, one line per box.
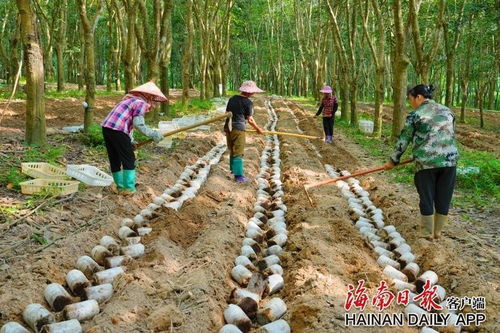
[132, 143, 138, 151]
[151, 131, 163, 142]
[256, 127, 264, 135]
[384, 161, 395, 170]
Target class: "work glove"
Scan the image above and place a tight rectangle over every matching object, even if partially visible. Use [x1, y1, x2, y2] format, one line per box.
[133, 116, 163, 142]
[151, 131, 163, 142]
[129, 131, 138, 145]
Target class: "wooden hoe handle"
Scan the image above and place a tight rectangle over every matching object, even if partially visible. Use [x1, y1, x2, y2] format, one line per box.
[305, 159, 414, 190]
[134, 112, 232, 150]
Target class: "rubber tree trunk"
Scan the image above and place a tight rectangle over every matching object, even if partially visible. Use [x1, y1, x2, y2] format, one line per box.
[338, 66, 349, 121]
[478, 84, 486, 128]
[373, 67, 384, 138]
[55, 45, 65, 91]
[350, 83, 358, 126]
[54, 0, 68, 92]
[181, 0, 193, 111]
[160, 64, 169, 118]
[10, 23, 21, 86]
[77, 24, 85, 90]
[159, 0, 173, 119]
[16, 0, 46, 146]
[391, 0, 409, 139]
[444, 54, 454, 107]
[76, 0, 99, 133]
[123, 6, 136, 92]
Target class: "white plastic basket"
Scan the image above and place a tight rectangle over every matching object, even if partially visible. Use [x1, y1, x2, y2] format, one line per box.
[66, 164, 113, 186]
[20, 178, 79, 195]
[21, 162, 68, 179]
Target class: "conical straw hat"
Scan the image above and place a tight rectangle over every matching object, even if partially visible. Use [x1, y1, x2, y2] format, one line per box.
[129, 82, 168, 102]
[239, 81, 265, 93]
[319, 85, 332, 93]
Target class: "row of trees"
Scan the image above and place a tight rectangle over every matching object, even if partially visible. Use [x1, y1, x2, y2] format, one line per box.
[1, 0, 498, 145]
[229, 0, 498, 136]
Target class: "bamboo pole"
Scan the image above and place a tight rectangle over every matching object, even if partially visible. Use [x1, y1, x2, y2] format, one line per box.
[246, 130, 321, 140]
[134, 113, 231, 150]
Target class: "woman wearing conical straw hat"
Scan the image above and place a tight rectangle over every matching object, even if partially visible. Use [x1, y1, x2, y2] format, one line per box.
[224, 81, 265, 182]
[314, 85, 338, 143]
[101, 82, 167, 194]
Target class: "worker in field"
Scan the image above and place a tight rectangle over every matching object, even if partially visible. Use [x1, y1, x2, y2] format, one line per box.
[385, 84, 459, 240]
[224, 80, 265, 182]
[101, 82, 166, 194]
[314, 85, 339, 143]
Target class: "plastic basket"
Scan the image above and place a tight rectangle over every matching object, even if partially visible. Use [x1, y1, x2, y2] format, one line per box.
[66, 164, 113, 186]
[20, 178, 79, 196]
[21, 162, 68, 179]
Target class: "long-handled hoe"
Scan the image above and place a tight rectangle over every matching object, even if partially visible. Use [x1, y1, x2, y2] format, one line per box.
[303, 159, 414, 206]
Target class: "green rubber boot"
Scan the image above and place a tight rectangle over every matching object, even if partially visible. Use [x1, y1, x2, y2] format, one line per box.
[232, 157, 244, 177]
[121, 169, 137, 194]
[229, 157, 235, 174]
[112, 171, 124, 190]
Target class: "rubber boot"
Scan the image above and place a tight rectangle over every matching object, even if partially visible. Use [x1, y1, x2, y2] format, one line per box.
[111, 171, 124, 194]
[121, 169, 137, 194]
[233, 157, 247, 182]
[434, 213, 448, 240]
[229, 157, 235, 174]
[420, 215, 434, 240]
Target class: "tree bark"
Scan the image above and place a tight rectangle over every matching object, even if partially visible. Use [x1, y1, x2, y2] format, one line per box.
[10, 20, 21, 86]
[408, 0, 445, 84]
[182, 0, 194, 109]
[16, 0, 46, 145]
[360, 0, 385, 138]
[459, 19, 473, 123]
[76, 0, 103, 133]
[325, 0, 358, 123]
[120, 0, 137, 92]
[477, 83, 486, 128]
[77, 22, 85, 90]
[54, 0, 68, 92]
[443, 1, 465, 107]
[391, 0, 409, 138]
[159, 0, 173, 118]
[32, 0, 54, 82]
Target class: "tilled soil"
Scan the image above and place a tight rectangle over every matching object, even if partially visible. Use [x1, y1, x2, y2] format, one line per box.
[0, 96, 498, 332]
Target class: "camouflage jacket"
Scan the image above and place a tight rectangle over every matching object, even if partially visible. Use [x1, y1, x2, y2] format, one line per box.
[390, 100, 459, 172]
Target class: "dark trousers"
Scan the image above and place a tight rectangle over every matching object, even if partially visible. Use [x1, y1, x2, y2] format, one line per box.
[414, 167, 457, 215]
[323, 117, 334, 137]
[102, 127, 135, 172]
